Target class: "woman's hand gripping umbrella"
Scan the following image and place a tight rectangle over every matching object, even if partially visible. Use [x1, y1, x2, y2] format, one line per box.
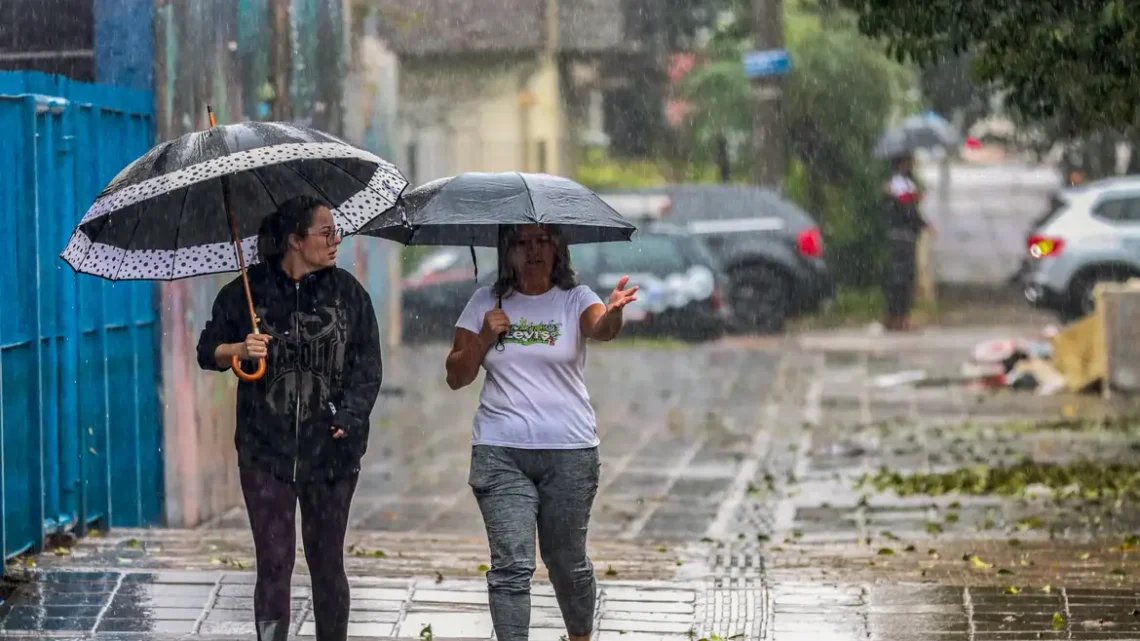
[59, 106, 408, 382]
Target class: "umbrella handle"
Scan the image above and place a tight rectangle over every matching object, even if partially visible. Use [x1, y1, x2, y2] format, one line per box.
[219, 168, 267, 383]
[231, 355, 267, 382]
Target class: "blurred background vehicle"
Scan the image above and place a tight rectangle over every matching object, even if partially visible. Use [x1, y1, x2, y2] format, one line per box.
[599, 185, 833, 333]
[400, 219, 732, 343]
[1021, 175, 1140, 322]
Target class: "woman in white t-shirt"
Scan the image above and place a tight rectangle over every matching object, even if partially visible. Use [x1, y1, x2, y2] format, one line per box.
[445, 224, 638, 641]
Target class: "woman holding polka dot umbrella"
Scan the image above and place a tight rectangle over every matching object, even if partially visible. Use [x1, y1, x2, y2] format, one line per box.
[59, 107, 408, 382]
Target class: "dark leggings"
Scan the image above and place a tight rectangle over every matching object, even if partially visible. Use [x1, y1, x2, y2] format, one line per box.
[885, 233, 918, 318]
[240, 467, 358, 639]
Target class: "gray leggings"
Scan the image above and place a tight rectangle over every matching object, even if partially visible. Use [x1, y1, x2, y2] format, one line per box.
[469, 445, 601, 641]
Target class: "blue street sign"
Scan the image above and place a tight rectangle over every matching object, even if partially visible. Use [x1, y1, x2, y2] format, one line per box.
[742, 49, 791, 79]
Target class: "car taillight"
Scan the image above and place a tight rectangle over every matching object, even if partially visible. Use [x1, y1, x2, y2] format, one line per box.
[797, 227, 823, 258]
[710, 284, 723, 310]
[1028, 235, 1063, 259]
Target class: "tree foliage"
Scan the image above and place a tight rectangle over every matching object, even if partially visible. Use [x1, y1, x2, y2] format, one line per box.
[677, 2, 916, 285]
[842, 0, 1140, 133]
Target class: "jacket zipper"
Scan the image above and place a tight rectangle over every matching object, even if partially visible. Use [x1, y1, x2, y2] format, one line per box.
[292, 280, 300, 483]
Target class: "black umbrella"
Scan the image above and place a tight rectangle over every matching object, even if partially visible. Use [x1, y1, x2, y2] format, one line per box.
[61, 108, 408, 381]
[358, 172, 637, 247]
[873, 112, 963, 159]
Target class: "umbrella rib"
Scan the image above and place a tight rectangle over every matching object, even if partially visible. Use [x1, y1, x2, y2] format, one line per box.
[279, 161, 341, 213]
[249, 166, 281, 211]
[166, 185, 193, 280]
[316, 157, 371, 189]
[516, 172, 539, 226]
[109, 204, 147, 281]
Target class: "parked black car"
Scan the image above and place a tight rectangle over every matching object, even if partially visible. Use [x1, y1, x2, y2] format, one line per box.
[400, 221, 732, 343]
[599, 185, 834, 333]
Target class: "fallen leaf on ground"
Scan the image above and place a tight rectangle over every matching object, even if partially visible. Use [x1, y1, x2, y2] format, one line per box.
[1052, 612, 1066, 630]
[969, 556, 993, 569]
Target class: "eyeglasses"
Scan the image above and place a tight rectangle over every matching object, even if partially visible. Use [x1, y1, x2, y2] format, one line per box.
[306, 227, 342, 246]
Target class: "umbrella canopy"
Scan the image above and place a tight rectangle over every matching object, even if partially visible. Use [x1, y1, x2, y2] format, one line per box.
[61, 120, 408, 281]
[358, 172, 637, 247]
[873, 112, 963, 159]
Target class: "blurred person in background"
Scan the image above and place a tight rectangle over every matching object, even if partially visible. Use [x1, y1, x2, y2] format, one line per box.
[883, 153, 934, 331]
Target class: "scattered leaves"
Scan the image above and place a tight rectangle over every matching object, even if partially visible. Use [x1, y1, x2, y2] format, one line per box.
[348, 545, 387, 558]
[477, 564, 490, 572]
[419, 623, 433, 641]
[605, 565, 619, 577]
[858, 462, 1140, 501]
[1052, 612, 1066, 631]
[877, 547, 895, 556]
[969, 555, 993, 569]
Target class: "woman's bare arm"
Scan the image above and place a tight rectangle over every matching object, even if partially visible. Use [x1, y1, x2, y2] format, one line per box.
[445, 328, 494, 390]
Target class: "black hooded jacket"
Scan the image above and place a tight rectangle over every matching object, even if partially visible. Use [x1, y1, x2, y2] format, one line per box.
[196, 261, 382, 482]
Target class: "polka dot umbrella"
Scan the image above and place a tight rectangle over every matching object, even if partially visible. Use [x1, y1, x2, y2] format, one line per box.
[60, 107, 408, 382]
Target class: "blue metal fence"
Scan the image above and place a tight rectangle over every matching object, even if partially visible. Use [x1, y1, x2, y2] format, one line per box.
[0, 71, 163, 567]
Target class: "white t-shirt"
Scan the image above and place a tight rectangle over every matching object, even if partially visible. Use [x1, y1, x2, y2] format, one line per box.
[455, 284, 605, 449]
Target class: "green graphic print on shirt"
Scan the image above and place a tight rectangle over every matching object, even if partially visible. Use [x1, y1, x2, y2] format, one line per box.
[502, 318, 562, 346]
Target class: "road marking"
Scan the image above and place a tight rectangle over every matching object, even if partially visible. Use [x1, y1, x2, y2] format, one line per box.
[620, 435, 708, 540]
[704, 353, 788, 540]
[772, 354, 823, 533]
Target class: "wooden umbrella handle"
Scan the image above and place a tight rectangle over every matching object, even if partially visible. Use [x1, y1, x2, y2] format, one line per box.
[219, 169, 268, 383]
[231, 354, 267, 382]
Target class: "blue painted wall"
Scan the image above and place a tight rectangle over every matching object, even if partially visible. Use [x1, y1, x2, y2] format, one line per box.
[0, 71, 162, 570]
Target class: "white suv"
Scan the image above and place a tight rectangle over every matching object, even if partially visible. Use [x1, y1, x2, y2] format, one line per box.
[1022, 176, 1140, 321]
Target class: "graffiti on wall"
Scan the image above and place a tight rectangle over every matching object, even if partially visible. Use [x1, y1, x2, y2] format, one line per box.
[154, 0, 350, 527]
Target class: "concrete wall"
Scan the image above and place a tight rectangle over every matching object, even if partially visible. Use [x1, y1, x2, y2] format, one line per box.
[397, 55, 567, 182]
[917, 160, 1060, 287]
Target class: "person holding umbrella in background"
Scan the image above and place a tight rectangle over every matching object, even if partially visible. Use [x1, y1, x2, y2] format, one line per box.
[882, 152, 935, 331]
[197, 195, 383, 641]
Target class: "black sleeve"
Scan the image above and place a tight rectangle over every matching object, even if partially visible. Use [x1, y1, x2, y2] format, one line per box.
[197, 282, 241, 372]
[336, 276, 383, 433]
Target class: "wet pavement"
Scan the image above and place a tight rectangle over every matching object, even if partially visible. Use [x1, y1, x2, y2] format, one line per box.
[8, 327, 1140, 640]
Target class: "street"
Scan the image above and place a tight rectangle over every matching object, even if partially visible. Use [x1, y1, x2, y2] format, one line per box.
[8, 328, 1140, 640]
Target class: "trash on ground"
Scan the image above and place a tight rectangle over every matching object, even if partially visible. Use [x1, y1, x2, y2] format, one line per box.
[953, 323, 1099, 396]
[872, 370, 927, 388]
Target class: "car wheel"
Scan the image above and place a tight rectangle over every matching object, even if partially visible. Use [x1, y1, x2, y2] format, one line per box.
[728, 264, 789, 334]
[1064, 269, 1132, 322]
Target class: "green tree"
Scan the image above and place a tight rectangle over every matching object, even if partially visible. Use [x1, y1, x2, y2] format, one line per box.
[842, 0, 1140, 133]
[679, 2, 916, 286]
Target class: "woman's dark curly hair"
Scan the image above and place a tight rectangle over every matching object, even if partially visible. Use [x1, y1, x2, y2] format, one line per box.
[493, 224, 578, 298]
[257, 195, 331, 263]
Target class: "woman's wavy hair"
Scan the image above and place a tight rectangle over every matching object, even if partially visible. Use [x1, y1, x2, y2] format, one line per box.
[257, 195, 330, 264]
[493, 224, 578, 298]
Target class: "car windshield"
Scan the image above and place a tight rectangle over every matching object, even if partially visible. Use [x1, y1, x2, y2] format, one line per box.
[408, 247, 497, 279]
[602, 234, 688, 275]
